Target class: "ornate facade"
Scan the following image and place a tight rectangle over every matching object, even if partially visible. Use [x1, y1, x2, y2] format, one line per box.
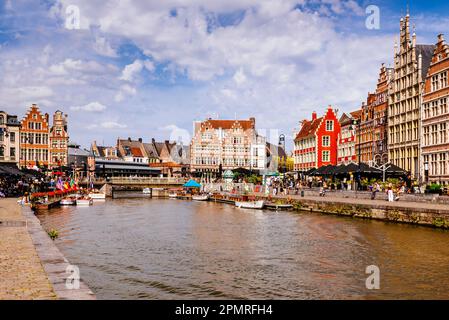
[422, 34, 449, 184]
[294, 107, 341, 171]
[49, 110, 69, 168]
[190, 118, 266, 176]
[19, 104, 50, 169]
[373, 64, 392, 165]
[337, 110, 361, 165]
[388, 14, 434, 179]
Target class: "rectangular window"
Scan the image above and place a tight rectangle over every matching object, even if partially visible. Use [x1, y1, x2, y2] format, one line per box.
[322, 150, 330, 162]
[325, 120, 334, 131]
[322, 135, 330, 147]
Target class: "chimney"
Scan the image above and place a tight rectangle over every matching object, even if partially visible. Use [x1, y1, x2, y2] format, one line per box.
[152, 138, 155, 144]
[138, 138, 142, 143]
[45, 113, 49, 123]
[312, 111, 317, 121]
[128, 137, 132, 142]
[438, 33, 445, 43]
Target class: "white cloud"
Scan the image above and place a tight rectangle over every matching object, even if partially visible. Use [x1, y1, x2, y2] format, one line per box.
[119, 59, 155, 82]
[70, 101, 107, 112]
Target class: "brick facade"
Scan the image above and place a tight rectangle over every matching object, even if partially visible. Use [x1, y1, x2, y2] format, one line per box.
[422, 34, 449, 184]
[19, 104, 50, 169]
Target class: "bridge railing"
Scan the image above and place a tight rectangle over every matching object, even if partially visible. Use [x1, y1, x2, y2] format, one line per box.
[109, 177, 187, 185]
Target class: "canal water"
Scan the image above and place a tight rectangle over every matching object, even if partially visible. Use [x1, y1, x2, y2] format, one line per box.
[37, 198, 449, 299]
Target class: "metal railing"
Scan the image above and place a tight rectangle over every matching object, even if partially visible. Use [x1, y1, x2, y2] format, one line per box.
[108, 177, 187, 185]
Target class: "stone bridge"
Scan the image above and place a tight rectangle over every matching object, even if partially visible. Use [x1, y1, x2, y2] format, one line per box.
[96, 177, 188, 197]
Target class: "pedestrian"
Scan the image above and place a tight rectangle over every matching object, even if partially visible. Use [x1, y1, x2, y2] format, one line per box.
[387, 184, 394, 202]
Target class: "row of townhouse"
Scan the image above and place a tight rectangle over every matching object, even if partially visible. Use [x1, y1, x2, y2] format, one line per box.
[294, 14, 449, 185]
[0, 104, 69, 170]
[90, 137, 190, 177]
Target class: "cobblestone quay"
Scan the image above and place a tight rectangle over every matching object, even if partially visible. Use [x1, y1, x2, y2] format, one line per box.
[0, 198, 95, 300]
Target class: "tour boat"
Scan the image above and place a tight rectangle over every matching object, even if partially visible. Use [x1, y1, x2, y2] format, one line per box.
[60, 197, 77, 206]
[168, 192, 178, 198]
[143, 188, 152, 194]
[235, 200, 265, 209]
[76, 197, 93, 206]
[89, 191, 106, 200]
[192, 194, 209, 201]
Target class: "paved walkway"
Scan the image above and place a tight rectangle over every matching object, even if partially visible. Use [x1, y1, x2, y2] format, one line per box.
[256, 193, 449, 213]
[0, 198, 56, 300]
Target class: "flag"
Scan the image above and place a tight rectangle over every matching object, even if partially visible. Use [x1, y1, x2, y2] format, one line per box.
[56, 178, 63, 191]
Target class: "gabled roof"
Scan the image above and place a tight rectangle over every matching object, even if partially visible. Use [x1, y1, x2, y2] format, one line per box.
[204, 119, 254, 130]
[295, 117, 322, 140]
[143, 143, 159, 158]
[130, 147, 144, 157]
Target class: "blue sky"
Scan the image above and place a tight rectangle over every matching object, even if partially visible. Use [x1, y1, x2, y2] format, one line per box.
[1, 0, 449, 151]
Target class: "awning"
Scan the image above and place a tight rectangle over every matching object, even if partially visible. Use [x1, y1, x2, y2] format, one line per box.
[0, 164, 23, 176]
[183, 179, 201, 188]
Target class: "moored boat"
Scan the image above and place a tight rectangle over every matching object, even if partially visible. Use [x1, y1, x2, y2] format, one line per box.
[89, 191, 106, 200]
[168, 192, 178, 198]
[192, 194, 209, 201]
[60, 197, 77, 206]
[76, 197, 93, 206]
[235, 200, 265, 209]
[143, 188, 152, 194]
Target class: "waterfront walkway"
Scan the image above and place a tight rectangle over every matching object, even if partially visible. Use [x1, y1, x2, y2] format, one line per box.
[266, 194, 449, 214]
[0, 199, 56, 300]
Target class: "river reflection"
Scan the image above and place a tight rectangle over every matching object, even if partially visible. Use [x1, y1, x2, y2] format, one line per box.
[36, 198, 449, 299]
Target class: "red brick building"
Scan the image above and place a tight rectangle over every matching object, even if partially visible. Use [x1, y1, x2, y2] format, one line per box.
[422, 34, 449, 184]
[19, 104, 50, 169]
[294, 107, 341, 171]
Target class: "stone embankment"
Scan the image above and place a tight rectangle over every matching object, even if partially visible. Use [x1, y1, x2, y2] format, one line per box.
[0, 198, 95, 300]
[252, 191, 449, 229]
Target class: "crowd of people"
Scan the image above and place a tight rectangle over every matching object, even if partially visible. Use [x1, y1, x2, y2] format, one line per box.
[0, 172, 77, 199]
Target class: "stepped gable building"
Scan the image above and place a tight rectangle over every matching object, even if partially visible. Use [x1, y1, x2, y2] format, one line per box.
[49, 110, 69, 168]
[190, 118, 266, 177]
[337, 110, 361, 165]
[388, 14, 434, 178]
[356, 94, 376, 164]
[0, 111, 20, 166]
[294, 107, 341, 171]
[422, 34, 449, 185]
[19, 104, 50, 169]
[373, 64, 393, 165]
